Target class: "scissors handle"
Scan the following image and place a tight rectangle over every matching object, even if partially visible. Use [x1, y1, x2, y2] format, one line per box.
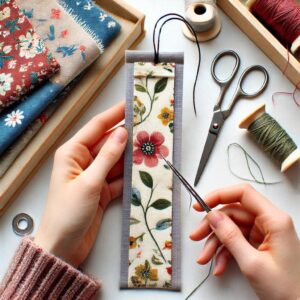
[211, 50, 241, 109]
[226, 65, 269, 114]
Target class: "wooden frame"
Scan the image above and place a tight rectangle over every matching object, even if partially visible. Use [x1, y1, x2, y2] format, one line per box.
[218, 0, 300, 86]
[0, 0, 145, 215]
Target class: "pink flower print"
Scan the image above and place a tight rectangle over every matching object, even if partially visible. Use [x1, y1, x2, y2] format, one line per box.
[79, 45, 86, 52]
[51, 9, 61, 19]
[60, 29, 69, 38]
[133, 131, 169, 168]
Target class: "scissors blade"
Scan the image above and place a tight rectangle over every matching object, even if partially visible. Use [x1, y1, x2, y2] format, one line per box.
[194, 132, 218, 186]
[194, 109, 225, 186]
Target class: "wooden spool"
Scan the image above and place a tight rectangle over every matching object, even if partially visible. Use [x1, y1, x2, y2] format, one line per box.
[245, 0, 300, 54]
[239, 103, 300, 172]
[182, 2, 221, 42]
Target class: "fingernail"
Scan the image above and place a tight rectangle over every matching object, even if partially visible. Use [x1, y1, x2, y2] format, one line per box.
[207, 211, 223, 229]
[196, 254, 204, 264]
[111, 128, 127, 143]
[189, 227, 200, 240]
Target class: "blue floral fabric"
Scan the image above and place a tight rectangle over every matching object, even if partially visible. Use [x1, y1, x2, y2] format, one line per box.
[0, 0, 121, 157]
[58, 0, 121, 52]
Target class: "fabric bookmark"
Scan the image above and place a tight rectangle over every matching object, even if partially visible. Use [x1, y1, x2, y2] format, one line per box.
[58, 0, 121, 52]
[0, 0, 60, 111]
[121, 51, 183, 290]
[0, 0, 102, 156]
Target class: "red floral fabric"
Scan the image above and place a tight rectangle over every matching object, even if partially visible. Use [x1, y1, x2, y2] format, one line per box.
[0, 0, 60, 110]
[133, 131, 169, 168]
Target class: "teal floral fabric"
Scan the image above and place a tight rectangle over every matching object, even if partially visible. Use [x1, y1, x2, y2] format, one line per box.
[58, 0, 121, 51]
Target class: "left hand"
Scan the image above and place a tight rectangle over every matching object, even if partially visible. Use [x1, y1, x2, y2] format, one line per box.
[35, 102, 128, 267]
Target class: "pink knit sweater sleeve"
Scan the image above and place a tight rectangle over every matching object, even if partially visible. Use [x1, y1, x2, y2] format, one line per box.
[0, 238, 101, 299]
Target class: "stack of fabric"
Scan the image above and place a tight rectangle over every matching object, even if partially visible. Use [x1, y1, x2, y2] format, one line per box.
[0, 0, 121, 177]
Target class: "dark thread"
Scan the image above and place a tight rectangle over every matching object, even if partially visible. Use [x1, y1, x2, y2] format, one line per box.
[152, 13, 201, 115]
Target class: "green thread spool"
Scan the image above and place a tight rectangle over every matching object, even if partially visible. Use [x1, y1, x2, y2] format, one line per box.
[239, 104, 300, 172]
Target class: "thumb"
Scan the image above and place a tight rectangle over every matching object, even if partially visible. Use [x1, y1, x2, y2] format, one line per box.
[207, 210, 258, 268]
[83, 127, 128, 187]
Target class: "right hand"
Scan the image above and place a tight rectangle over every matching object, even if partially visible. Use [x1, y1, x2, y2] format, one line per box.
[190, 184, 300, 300]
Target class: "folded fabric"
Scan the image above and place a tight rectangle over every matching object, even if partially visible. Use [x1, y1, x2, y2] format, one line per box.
[0, 0, 102, 156]
[0, 0, 60, 111]
[0, 0, 121, 161]
[0, 79, 76, 178]
[58, 0, 121, 51]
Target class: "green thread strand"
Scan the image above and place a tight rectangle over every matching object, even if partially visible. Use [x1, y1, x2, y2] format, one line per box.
[227, 143, 280, 185]
[185, 258, 213, 300]
[248, 113, 297, 163]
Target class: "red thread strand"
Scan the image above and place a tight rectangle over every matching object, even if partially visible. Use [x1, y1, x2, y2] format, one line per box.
[251, 0, 300, 48]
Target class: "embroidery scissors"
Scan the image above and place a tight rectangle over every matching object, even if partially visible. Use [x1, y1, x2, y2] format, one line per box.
[160, 155, 211, 213]
[194, 50, 269, 186]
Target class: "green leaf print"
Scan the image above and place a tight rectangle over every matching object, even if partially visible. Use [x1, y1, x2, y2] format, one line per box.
[150, 199, 171, 210]
[139, 171, 153, 188]
[131, 187, 141, 206]
[154, 77, 168, 94]
[155, 218, 172, 230]
[135, 83, 147, 93]
[151, 255, 163, 265]
[130, 217, 141, 225]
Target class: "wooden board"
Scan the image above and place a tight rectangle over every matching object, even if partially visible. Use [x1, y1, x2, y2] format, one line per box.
[0, 0, 145, 215]
[218, 0, 300, 86]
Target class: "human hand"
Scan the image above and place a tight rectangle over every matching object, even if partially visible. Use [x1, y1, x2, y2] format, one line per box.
[35, 102, 128, 267]
[190, 184, 300, 300]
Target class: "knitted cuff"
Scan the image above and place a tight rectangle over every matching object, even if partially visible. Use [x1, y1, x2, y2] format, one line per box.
[0, 238, 100, 299]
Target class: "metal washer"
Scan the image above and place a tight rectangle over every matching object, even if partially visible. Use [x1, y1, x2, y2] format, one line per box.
[12, 213, 34, 236]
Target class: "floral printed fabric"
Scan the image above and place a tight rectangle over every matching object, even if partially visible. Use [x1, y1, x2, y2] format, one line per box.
[0, 0, 59, 110]
[58, 0, 121, 52]
[15, 0, 101, 86]
[127, 62, 175, 289]
[0, 0, 102, 156]
[0, 79, 77, 178]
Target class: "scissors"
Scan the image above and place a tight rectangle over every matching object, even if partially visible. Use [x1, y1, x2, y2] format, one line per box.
[194, 50, 269, 186]
[160, 154, 211, 213]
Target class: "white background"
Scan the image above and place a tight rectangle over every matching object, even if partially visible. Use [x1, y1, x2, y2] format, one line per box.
[1, 1, 300, 299]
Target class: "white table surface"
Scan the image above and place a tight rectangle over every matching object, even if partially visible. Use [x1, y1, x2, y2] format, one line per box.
[1, 1, 300, 299]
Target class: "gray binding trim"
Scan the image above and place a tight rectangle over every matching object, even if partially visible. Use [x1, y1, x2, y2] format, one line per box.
[120, 50, 184, 291]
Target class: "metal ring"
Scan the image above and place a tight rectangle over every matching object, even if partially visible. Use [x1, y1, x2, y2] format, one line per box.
[12, 213, 34, 236]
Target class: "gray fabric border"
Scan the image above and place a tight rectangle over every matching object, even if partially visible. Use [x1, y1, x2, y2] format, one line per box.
[120, 51, 184, 291]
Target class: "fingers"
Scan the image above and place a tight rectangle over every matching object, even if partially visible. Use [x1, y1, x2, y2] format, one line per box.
[71, 102, 125, 148]
[193, 183, 279, 217]
[213, 247, 231, 276]
[190, 204, 254, 241]
[196, 225, 250, 265]
[90, 125, 125, 157]
[197, 233, 221, 264]
[82, 127, 128, 188]
[206, 210, 258, 268]
[109, 177, 124, 200]
[100, 177, 124, 210]
[107, 156, 124, 182]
